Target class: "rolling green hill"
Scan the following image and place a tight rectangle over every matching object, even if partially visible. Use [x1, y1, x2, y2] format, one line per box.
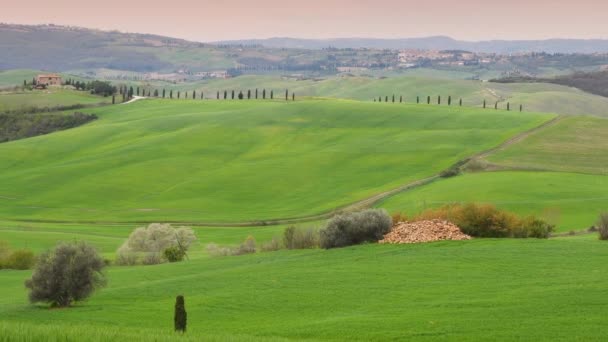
[2, 237, 608, 341]
[0, 88, 111, 112]
[0, 99, 552, 223]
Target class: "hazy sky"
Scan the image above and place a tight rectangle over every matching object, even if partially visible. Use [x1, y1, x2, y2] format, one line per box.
[3, 0, 607, 41]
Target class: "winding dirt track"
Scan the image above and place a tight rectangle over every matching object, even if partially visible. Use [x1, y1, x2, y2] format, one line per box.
[4, 114, 564, 228]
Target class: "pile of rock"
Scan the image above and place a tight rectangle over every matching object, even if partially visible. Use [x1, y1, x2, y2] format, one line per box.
[379, 219, 471, 244]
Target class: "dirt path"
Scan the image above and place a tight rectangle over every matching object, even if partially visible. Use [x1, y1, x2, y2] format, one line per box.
[121, 96, 147, 105]
[4, 115, 564, 228]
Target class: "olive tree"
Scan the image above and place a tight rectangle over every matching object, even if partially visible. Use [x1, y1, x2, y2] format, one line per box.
[25, 242, 106, 307]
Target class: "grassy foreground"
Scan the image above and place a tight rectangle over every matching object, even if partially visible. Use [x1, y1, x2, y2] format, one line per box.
[2, 237, 608, 341]
[0, 99, 552, 223]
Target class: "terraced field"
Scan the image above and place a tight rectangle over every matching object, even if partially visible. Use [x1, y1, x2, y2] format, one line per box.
[0, 99, 552, 223]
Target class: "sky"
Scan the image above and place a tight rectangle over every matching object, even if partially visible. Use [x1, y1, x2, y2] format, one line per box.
[2, 0, 607, 42]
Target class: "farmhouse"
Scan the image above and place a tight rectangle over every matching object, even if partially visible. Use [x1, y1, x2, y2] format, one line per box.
[36, 74, 62, 86]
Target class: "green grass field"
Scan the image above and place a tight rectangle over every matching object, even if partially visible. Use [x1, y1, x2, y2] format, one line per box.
[0, 99, 552, 223]
[2, 237, 608, 341]
[0, 88, 111, 112]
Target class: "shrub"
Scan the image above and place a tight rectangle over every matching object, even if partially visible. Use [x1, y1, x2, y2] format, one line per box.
[206, 243, 233, 257]
[115, 223, 197, 265]
[233, 236, 257, 255]
[439, 167, 460, 178]
[261, 237, 282, 252]
[320, 209, 392, 249]
[5, 249, 36, 270]
[415, 203, 553, 238]
[598, 213, 608, 240]
[164, 246, 186, 262]
[25, 242, 106, 307]
[283, 226, 319, 249]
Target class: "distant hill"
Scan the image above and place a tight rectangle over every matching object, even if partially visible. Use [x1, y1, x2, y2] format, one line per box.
[215, 37, 608, 54]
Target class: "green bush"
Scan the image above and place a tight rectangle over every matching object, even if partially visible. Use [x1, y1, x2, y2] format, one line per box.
[415, 203, 554, 238]
[598, 213, 608, 240]
[164, 246, 186, 263]
[261, 237, 282, 252]
[320, 209, 392, 249]
[233, 236, 257, 255]
[283, 226, 319, 249]
[5, 249, 36, 270]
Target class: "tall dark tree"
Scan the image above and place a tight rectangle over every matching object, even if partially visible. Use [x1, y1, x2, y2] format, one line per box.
[427, 96, 430, 104]
[162, 89, 166, 98]
[174, 295, 187, 332]
[438, 95, 441, 105]
[379, 96, 382, 102]
[128, 87, 134, 99]
[285, 89, 289, 101]
[400, 96, 403, 103]
[459, 98, 462, 106]
[170, 90, 173, 99]
[495, 101, 498, 110]
[201, 91, 204, 100]
[178, 91, 181, 99]
[112, 95, 115, 104]
[392, 95, 395, 103]
[520, 104, 523, 112]
[136, 87, 140, 96]
[238, 91, 244, 100]
[271, 90, 274, 99]
[385, 96, 388, 102]
[417, 96, 420, 104]
[192, 90, 196, 99]
[217, 91, 220, 99]
[263, 89, 266, 99]
[23, 80, 27, 87]
[292, 93, 295, 101]
[507, 102, 510, 111]
[247, 90, 251, 99]
[154, 89, 159, 97]
[448, 96, 452, 106]
[255, 88, 258, 99]
[483, 99, 486, 108]
[231, 90, 235, 99]
[224, 90, 227, 99]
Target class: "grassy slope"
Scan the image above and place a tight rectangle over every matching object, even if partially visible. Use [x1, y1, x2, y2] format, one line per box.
[2, 238, 608, 341]
[0, 88, 111, 112]
[0, 99, 551, 223]
[487, 116, 608, 175]
[377, 171, 607, 231]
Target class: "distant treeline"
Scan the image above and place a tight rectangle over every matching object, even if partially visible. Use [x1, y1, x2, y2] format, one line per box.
[0, 112, 97, 143]
[491, 71, 608, 98]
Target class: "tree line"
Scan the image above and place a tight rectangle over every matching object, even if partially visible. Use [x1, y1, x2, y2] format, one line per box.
[374, 95, 524, 112]
[116, 86, 296, 102]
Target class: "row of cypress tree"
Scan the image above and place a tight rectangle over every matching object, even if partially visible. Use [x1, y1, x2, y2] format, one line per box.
[113, 86, 295, 102]
[374, 95, 523, 111]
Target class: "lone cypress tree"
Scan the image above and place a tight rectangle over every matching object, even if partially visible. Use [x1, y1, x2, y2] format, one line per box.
[427, 96, 430, 104]
[438, 95, 441, 105]
[459, 98, 462, 106]
[285, 89, 289, 101]
[448, 96, 452, 106]
[174, 295, 187, 332]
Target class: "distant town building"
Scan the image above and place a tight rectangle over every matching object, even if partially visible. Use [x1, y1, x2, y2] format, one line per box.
[36, 74, 62, 86]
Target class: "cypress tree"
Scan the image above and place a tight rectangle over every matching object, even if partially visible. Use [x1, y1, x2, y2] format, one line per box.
[271, 90, 274, 99]
[170, 90, 173, 99]
[263, 89, 266, 99]
[495, 101, 498, 110]
[217, 91, 219, 99]
[385, 96, 388, 102]
[292, 93, 295, 101]
[507, 102, 510, 111]
[129, 87, 134, 98]
[231, 90, 235, 100]
[23, 80, 26, 87]
[379, 96, 382, 102]
[32, 77, 37, 86]
[163, 89, 166, 98]
[417, 96, 420, 104]
[285, 89, 289, 101]
[255, 88, 258, 99]
[247, 90, 251, 99]
[448, 96, 452, 106]
[400, 96, 403, 103]
[201, 91, 204, 100]
[174, 295, 187, 332]
[438, 95, 441, 105]
[520, 104, 523, 112]
[192, 90, 196, 99]
[483, 99, 486, 108]
[136, 87, 140, 96]
[392, 95, 395, 103]
[238, 91, 244, 100]
[224, 90, 227, 99]
[178, 91, 181, 99]
[427, 96, 430, 104]
[112, 95, 115, 104]
[459, 98, 462, 106]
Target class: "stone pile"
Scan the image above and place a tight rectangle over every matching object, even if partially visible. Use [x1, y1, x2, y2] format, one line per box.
[379, 219, 471, 244]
